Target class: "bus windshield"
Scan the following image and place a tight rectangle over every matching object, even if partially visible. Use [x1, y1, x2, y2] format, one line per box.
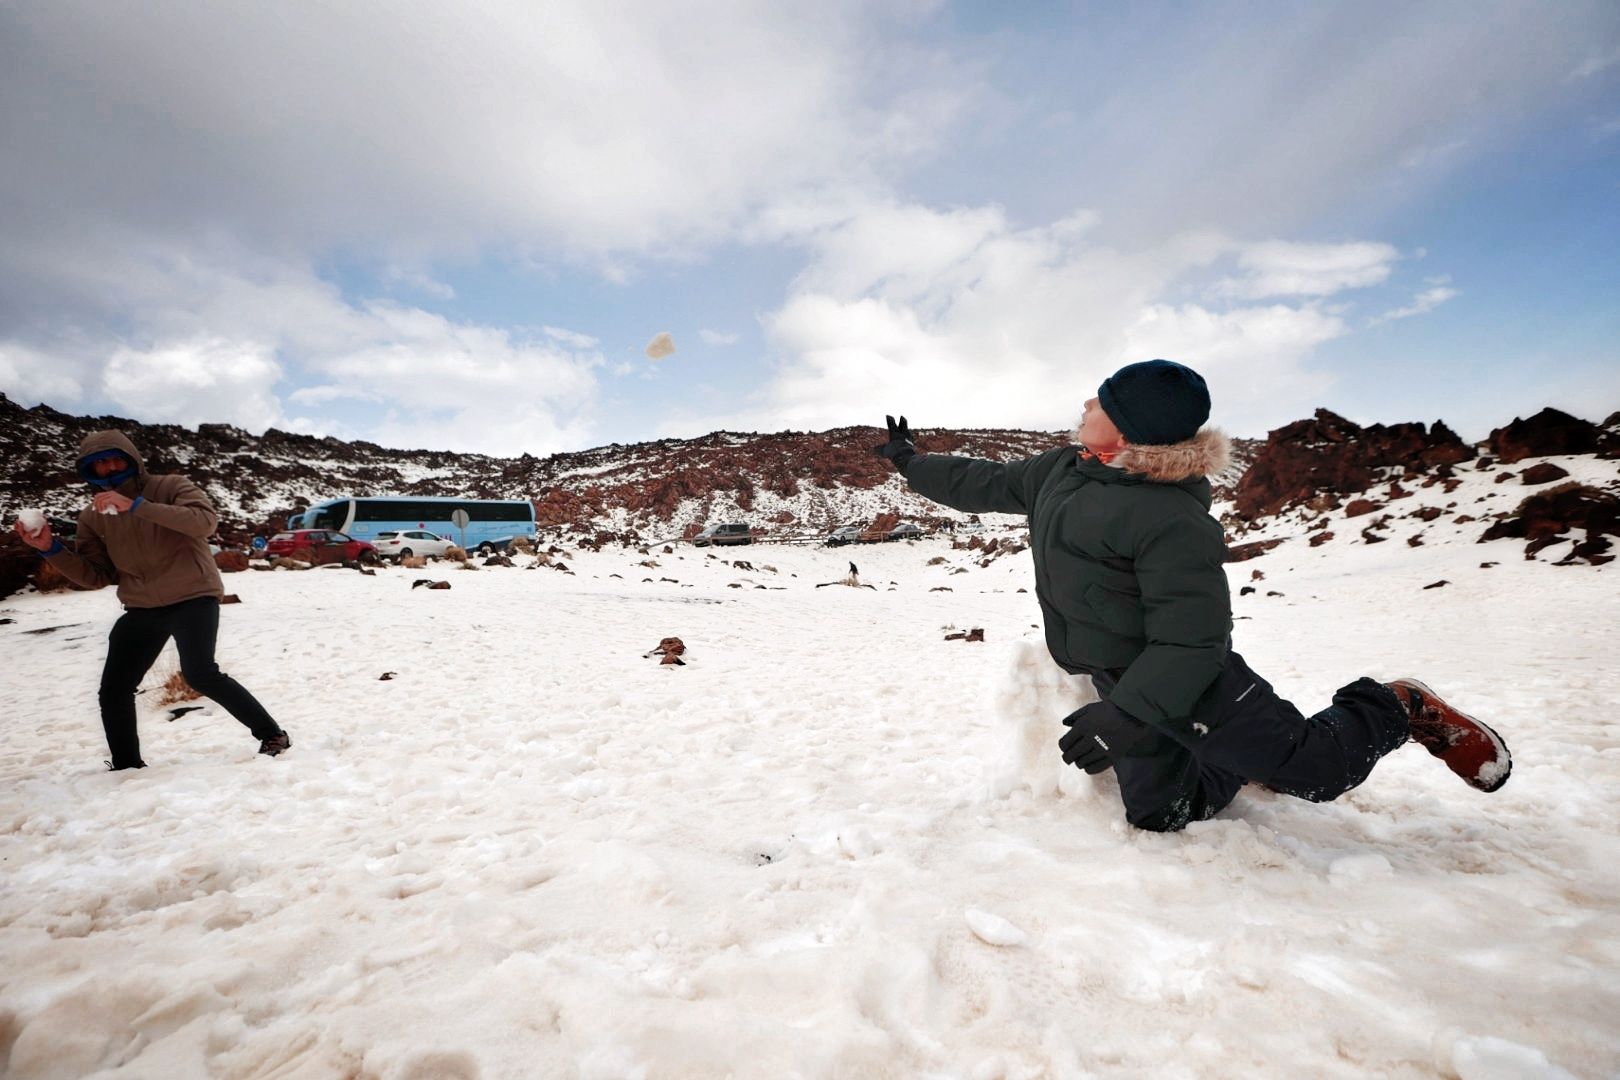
[308, 500, 352, 531]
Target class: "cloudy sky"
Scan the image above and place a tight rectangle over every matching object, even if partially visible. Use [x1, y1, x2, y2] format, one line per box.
[3, 1, 1618, 456]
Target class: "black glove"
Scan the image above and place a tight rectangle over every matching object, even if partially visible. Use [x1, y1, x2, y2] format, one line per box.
[875, 415, 917, 474]
[1059, 699, 1152, 774]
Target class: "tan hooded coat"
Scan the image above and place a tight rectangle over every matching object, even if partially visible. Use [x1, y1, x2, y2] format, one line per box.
[46, 430, 224, 608]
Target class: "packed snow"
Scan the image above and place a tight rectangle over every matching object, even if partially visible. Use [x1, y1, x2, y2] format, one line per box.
[1, 528, 1616, 1078]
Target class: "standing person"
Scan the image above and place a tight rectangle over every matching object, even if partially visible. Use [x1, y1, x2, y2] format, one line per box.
[875, 359, 1510, 832]
[12, 431, 291, 770]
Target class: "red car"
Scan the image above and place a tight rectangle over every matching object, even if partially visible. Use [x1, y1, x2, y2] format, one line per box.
[263, 529, 379, 565]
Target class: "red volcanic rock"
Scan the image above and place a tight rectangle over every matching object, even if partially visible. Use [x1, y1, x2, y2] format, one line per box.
[0, 536, 39, 601]
[1233, 410, 1474, 520]
[33, 558, 77, 592]
[1520, 462, 1570, 485]
[649, 637, 687, 665]
[214, 550, 250, 572]
[1344, 499, 1382, 518]
[1226, 539, 1285, 562]
[1409, 506, 1445, 522]
[1309, 531, 1335, 547]
[1488, 409, 1599, 464]
[1480, 483, 1619, 564]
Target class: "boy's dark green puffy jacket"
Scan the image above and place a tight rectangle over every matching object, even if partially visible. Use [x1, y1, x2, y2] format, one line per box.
[904, 429, 1233, 735]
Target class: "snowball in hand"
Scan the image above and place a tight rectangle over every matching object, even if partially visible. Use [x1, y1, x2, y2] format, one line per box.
[17, 508, 46, 535]
[645, 332, 676, 360]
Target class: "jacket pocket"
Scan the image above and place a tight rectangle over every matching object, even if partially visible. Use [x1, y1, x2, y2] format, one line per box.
[1083, 582, 1145, 639]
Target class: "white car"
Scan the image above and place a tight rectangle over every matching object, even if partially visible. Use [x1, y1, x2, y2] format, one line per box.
[373, 529, 456, 561]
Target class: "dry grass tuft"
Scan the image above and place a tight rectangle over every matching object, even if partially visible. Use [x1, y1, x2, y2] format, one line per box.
[158, 670, 201, 705]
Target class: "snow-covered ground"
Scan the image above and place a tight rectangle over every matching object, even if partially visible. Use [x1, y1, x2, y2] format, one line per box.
[1, 532, 1616, 1079]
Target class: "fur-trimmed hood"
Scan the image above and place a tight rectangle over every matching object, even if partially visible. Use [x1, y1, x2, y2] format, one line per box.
[1112, 427, 1230, 483]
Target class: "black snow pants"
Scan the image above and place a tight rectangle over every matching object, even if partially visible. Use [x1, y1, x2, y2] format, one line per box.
[99, 596, 281, 767]
[1090, 650, 1411, 833]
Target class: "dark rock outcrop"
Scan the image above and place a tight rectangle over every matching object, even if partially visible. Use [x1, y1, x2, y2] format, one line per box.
[1519, 462, 1570, 485]
[1233, 410, 1473, 520]
[1479, 483, 1619, 564]
[1487, 409, 1599, 464]
[0, 536, 39, 601]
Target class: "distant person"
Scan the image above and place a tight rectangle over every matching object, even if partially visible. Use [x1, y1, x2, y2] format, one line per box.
[875, 359, 1510, 832]
[12, 431, 291, 770]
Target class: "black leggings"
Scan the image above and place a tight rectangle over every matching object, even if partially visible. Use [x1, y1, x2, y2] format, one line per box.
[99, 596, 280, 766]
[1092, 651, 1411, 832]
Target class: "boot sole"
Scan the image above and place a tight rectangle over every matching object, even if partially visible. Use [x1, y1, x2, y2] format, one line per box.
[1398, 679, 1512, 793]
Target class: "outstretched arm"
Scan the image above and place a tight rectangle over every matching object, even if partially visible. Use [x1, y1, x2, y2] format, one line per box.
[26, 516, 119, 591]
[873, 414, 1065, 516]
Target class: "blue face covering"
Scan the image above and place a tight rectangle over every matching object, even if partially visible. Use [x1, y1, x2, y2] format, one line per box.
[78, 449, 138, 488]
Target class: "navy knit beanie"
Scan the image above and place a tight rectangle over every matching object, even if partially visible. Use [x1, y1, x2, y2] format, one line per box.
[1097, 359, 1210, 446]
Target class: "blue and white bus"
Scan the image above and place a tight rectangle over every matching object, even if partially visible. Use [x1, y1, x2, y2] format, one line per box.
[293, 497, 538, 553]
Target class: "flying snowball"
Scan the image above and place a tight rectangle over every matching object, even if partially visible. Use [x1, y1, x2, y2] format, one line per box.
[645, 332, 676, 360]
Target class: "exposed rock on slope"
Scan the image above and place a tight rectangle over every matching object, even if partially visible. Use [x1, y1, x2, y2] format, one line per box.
[1233, 409, 1473, 520]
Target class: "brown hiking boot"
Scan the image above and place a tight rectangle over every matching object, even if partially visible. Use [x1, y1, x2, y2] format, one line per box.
[258, 731, 291, 757]
[1388, 680, 1510, 792]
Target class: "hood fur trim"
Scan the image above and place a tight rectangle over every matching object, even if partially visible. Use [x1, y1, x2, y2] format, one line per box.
[1113, 427, 1229, 483]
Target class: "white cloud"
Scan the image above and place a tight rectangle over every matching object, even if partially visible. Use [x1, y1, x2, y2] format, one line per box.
[0, 341, 90, 407]
[0, 3, 966, 262]
[286, 385, 379, 407]
[0, 242, 605, 455]
[382, 265, 456, 300]
[103, 339, 285, 433]
[314, 301, 601, 454]
[1369, 285, 1461, 326]
[1568, 46, 1620, 81]
[699, 329, 740, 346]
[667, 203, 1359, 439]
[1214, 241, 1399, 300]
[543, 326, 600, 349]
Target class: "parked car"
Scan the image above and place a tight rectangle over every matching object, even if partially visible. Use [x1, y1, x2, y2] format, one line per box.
[693, 522, 753, 547]
[263, 529, 379, 564]
[825, 525, 865, 547]
[885, 522, 925, 542]
[372, 529, 456, 562]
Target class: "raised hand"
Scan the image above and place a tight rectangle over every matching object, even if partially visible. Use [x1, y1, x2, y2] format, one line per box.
[13, 517, 54, 551]
[93, 491, 134, 515]
[874, 414, 917, 474]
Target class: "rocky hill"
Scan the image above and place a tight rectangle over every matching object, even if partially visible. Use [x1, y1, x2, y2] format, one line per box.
[2, 391, 1617, 601]
[0, 392, 1265, 542]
